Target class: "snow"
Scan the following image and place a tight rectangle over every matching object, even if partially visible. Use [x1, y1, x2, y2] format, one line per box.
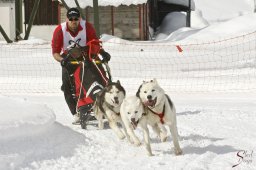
[1, 0, 256, 170]
[0, 96, 55, 140]
[194, 0, 254, 24]
[163, 0, 195, 9]
[63, 0, 148, 7]
[156, 13, 256, 42]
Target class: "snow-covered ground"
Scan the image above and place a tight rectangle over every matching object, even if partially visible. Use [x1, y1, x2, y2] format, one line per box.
[1, 92, 255, 170]
[0, 0, 256, 170]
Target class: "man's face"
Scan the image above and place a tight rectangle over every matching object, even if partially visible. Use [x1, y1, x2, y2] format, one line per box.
[67, 17, 80, 32]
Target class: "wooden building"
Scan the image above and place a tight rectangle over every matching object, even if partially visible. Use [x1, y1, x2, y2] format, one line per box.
[24, 0, 59, 25]
[23, 0, 192, 40]
[58, 4, 149, 40]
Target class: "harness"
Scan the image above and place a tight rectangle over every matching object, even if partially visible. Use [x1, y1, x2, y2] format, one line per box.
[147, 105, 165, 124]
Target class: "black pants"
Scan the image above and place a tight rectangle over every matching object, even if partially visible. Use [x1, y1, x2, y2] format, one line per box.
[61, 67, 77, 115]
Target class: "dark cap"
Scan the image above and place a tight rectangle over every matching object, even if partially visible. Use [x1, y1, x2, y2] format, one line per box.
[67, 8, 80, 18]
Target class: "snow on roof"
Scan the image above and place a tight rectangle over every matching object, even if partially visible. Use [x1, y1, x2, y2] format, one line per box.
[62, 0, 148, 8]
[163, 0, 195, 9]
[0, 0, 15, 3]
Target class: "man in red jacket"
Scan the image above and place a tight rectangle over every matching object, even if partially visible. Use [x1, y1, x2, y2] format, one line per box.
[51, 8, 110, 129]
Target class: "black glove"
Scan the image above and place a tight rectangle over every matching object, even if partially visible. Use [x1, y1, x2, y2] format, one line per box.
[100, 50, 111, 63]
[60, 54, 77, 73]
[60, 54, 69, 67]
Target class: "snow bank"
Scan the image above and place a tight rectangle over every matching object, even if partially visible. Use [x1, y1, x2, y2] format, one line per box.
[156, 13, 256, 42]
[0, 95, 56, 139]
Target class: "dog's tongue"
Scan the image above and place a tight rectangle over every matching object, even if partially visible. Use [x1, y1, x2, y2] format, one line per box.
[144, 99, 156, 107]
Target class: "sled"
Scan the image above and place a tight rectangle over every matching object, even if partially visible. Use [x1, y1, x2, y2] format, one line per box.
[64, 39, 112, 128]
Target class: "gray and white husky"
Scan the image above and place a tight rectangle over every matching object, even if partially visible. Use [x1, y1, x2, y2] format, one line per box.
[93, 80, 128, 140]
[136, 78, 183, 155]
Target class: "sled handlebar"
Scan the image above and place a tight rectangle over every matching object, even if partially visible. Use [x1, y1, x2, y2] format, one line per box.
[68, 60, 102, 65]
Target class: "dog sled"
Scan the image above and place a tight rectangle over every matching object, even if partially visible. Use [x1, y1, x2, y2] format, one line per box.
[63, 39, 112, 129]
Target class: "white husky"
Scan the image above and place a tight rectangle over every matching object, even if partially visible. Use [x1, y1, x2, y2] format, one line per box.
[136, 79, 183, 155]
[120, 96, 168, 156]
[93, 80, 128, 140]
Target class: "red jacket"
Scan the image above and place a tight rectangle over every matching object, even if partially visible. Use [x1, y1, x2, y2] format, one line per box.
[51, 21, 98, 54]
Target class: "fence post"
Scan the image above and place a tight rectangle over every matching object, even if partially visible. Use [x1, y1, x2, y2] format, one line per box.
[186, 0, 191, 27]
[0, 25, 13, 43]
[93, 0, 100, 37]
[74, 0, 85, 20]
[254, 0, 256, 13]
[60, 0, 69, 10]
[15, 0, 23, 40]
[24, 0, 41, 40]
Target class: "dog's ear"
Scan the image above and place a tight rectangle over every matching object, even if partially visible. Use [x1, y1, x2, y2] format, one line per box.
[116, 80, 120, 85]
[136, 85, 142, 97]
[116, 81, 126, 96]
[153, 78, 158, 84]
[143, 80, 149, 84]
[122, 86, 126, 96]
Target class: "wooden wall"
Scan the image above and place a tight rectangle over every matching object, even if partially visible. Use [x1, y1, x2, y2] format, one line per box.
[24, 0, 59, 25]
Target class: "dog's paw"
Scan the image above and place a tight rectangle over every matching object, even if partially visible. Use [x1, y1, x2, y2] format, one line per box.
[118, 134, 126, 140]
[97, 121, 104, 129]
[160, 135, 168, 142]
[174, 149, 183, 156]
[127, 137, 133, 144]
[147, 152, 154, 156]
[134, 141, 141, 146]
[98, 125, 104, 130]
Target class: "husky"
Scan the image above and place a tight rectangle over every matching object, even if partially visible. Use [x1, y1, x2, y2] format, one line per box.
[93, 80, 128, 140]
[136, 78, 183, 155]
[120, 96, 168, 156]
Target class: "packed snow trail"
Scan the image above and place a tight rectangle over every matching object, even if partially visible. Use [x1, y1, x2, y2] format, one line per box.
[1, 94, 255, 170]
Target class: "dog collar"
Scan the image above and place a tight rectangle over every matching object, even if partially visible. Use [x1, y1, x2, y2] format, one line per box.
[105, 102, 120, 115]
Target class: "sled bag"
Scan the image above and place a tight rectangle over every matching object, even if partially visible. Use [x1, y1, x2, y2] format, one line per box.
[73, 61, 108, 108]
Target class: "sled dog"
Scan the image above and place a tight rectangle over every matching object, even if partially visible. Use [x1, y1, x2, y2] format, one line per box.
[136, 78, 182, 155]
[94, 80, 128, 139]
[120, 96, 168, 156]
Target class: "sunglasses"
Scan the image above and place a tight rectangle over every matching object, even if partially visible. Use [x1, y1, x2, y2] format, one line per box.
[69, 18, 79, 21]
